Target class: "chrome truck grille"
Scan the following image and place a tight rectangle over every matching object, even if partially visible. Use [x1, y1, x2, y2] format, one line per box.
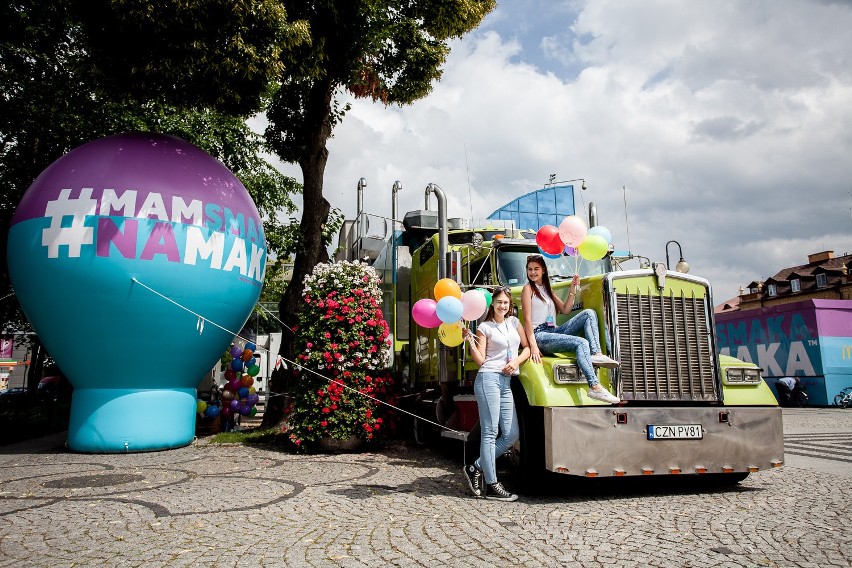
[614, 284, 720, 402]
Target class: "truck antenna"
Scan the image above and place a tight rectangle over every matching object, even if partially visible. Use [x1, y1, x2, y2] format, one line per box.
[623, 185, 633, 254]
[464, 141, 473, 220]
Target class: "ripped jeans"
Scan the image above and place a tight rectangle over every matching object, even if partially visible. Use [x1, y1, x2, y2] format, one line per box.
[473, 372, 519, 485]
[534, 308, 601, 387]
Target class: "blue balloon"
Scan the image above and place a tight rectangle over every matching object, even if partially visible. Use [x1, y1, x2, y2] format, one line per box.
[230, 358, 244, 371]
[435, 296, 464, 323]
[204, 404, 220, 417]
[588, 225, 612, 245]
[245, 342, 257, 352]
[538, 245, 561, 259]
[247, 357, 257, 367]
[238, 387, 250, 399]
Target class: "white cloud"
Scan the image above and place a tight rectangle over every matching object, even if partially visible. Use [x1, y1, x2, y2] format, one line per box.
[278, 0, 852, 303]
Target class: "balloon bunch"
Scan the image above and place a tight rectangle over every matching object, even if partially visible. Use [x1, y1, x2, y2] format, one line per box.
[221, 342, 262, 420]
[196, 398, 220, 419]
[411, 279, 493, 346]
[535, 216, 613, 265]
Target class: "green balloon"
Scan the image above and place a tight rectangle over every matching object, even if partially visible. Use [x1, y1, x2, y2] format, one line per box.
[248, 364, 260, 376]
[578, 234, 608, 261]
[476, 288, 492, 309]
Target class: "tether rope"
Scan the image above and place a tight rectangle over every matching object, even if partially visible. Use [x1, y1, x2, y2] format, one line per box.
[131, 277, 466, 439]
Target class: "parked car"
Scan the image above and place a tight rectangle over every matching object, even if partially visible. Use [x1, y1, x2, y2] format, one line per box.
[37, 375, 73, 401]
[0, 387, 30, 404]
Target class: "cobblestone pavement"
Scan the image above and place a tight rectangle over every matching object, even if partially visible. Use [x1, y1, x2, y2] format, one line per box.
[0, 408, 849, 568]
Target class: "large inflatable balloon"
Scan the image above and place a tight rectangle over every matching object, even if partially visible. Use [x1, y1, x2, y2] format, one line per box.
[7, 132, 265, 452]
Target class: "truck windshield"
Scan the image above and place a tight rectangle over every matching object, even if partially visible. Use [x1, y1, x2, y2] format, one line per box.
[496, 248, 610, 286]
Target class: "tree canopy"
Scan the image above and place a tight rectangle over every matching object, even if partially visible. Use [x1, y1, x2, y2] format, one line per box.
[0, 0, 302, 333]
[261, 0, 495, 426]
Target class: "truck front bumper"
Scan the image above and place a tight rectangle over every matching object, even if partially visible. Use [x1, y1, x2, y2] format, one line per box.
[545, 406, 783, 477]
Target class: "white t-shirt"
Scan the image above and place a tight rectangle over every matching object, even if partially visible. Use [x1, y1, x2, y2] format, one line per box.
[528, 284, 556, 329]
[477, 316, 522, 375]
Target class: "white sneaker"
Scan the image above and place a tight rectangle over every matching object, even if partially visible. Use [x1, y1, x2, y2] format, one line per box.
[590, 354, 620, 368]
[588, 388, 620, 404]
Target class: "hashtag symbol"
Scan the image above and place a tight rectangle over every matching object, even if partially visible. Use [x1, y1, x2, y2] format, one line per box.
[42, 188, 98, 258]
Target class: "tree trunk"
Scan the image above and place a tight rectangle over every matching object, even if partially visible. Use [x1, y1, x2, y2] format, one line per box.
[262, 78, 335, 429]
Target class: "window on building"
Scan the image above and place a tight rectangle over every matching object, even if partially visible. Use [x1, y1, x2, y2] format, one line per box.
[790, 278, 801, 293]
[767, 284, 777, 297]
[816, 273, 827, 288]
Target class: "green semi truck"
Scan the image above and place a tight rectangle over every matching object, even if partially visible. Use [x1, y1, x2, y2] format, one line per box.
[340, 180, 784, 487]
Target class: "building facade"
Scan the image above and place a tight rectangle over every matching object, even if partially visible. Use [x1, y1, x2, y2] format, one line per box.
[715, 251, 852, 405]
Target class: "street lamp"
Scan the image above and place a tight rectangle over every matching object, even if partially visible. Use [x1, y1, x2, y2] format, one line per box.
[665, 240, 690, 273]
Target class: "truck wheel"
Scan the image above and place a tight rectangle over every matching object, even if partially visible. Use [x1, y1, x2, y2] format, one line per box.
[703, 472, 749, 485]
[513, 396, 547, 492]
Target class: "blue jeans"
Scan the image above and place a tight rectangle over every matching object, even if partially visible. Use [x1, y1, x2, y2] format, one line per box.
[534, 308, 601, 387]
[473, 372, 519, 485]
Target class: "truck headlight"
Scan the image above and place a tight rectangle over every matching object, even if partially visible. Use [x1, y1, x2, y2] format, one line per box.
[726, 368, 744, 383]
[724, 367, 761, 385]
[553, 364, 584, 384]
[743, 369, 762, 383]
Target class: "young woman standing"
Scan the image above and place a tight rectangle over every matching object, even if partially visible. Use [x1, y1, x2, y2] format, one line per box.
[521, 254, 620, 404]
[462, 287, 530, 501]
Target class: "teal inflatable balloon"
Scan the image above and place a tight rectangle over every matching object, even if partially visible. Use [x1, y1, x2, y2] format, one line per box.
[7, 133, 265, 452]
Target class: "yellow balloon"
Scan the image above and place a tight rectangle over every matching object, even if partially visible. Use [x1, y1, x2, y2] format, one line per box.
[434, 278, 462, 301]
[578, 234, 609, 261]
[196, 400, 207, 414]
[438, 322, 464, 347]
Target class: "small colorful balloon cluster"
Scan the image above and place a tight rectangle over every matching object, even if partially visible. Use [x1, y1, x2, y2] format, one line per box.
[535, 215, 613, 261]
[196, 398, 220, 419]
[222, 342, 262, 419]
[411, 279, 493, 347]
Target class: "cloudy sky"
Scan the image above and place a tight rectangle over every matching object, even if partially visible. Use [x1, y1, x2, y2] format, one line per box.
[272, 0, 852, 304]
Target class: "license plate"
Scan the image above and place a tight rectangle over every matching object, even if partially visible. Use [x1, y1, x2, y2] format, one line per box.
[647, 424, 703, 440]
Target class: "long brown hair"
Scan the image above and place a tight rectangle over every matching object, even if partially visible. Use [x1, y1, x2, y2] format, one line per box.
[526, 255, 555, 304]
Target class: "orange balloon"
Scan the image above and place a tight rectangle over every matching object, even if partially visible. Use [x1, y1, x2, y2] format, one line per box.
[241, 348, 253, 361]
[241, 375, 254, 388]
[434, 278, 462, 301]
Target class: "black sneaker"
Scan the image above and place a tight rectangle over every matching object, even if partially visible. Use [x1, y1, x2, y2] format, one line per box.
[463, 464, 484, 497]
[486, 482, 518, 502]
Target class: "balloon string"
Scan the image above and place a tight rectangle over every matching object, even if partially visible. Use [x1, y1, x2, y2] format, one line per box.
[131, 277, 466, 438]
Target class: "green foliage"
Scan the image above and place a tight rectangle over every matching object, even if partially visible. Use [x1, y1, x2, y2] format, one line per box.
[0, 1, 303, 333]
[264, 0, 496, 161]
[74, 0, 303, 115]
[285, 261, 396, 449]
[209, 427, 285, 446]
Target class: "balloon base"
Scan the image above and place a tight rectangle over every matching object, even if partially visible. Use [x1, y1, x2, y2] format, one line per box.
[67, 388, 197, 453]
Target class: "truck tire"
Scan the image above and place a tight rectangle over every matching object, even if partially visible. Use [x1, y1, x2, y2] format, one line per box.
[703, 472, 749, 485]
[511, 381, 548, 492]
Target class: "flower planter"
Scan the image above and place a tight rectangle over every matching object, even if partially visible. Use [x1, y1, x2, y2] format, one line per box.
[195, 415, 221, 436]
[318, 436, 365, 453]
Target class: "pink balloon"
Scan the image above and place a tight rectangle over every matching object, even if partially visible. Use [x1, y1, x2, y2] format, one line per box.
[559, 215, 588, 247]
[412, 298, 442, 328]
[536, 225, 563, 255]
[461, 289, 487, 321]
